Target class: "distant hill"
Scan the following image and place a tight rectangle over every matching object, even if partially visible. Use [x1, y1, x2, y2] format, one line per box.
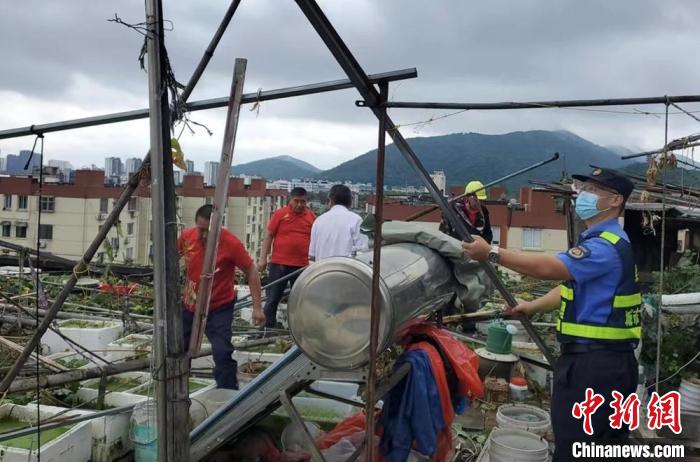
[231, 155, 320, 180]
[318, 130, 627, 192]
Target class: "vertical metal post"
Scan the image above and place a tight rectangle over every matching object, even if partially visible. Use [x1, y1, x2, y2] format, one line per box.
[145, 0, 189, 459]
[365, 82, 388, 462]
[0, 0, 244, 396]
[655, 100, 670, 393]
[189, 58, 248, 354]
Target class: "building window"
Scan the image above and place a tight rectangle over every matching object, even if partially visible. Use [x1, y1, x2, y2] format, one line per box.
[127, 223, 134, 235]
[40, 196, 55, 212]
[522, 228, 542, 250]
[125, 247, 134, 260]
[39, 224, 53, 240]
[251, 224, 256, 233]
[205, 196, 213, 205]
[15, 225, 27, 238]
[247, 216, 251, 224]
[1, 223, 11, 237]
[492, 226, 501, 246]
[128, 197, 137, 212]
[3, 195, 11, 210]
[100, 198, 108, 213]
[111, 237, 120, 251]
[18, 196, 27, 210]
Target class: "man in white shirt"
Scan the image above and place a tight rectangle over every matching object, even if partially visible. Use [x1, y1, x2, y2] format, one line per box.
[309, 184, 369, 261]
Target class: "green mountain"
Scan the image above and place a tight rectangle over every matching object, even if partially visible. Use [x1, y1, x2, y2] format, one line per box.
[231, 155, 320, 180]
[317, 130, 628, 192]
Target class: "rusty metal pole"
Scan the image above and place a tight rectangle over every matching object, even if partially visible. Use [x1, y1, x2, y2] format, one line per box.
[365, 82, 388, 462]
[189, 58, 248, 354]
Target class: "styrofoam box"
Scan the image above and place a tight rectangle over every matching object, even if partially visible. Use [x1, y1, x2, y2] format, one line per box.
[105, 334, 152, 362]
[0, 403, 92, 462]
[41, 319, 123, 356]
[80, 372, 152, 395]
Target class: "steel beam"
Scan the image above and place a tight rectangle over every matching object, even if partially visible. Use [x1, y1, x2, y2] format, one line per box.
[0, 69, 416, 140]
[295, 0, 555, 368]
[371, 94, 700, 111]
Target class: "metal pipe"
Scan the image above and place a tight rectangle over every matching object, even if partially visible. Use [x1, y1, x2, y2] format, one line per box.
[404, 153, 559, 222]
[365, 81, 388, 462]
[621, 134, 700, 160]
[294, 0, 555, 368]
[371, 94, 700, 111]
[190, 59, 248, 354]
[0, 69, 416, 140]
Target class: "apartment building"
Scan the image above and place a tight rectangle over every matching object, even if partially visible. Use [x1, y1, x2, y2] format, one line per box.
[0, 170, 287, 266]
[366, 186, 569, 257]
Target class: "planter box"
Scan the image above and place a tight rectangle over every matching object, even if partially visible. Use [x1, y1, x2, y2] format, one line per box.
[81, 372, 152, 395]
[47, 352, 93, 370]
[41, 319, 123, 356]
[0, 403, 91, 462]
[105, 334, 152, 362]
[73, 389, 148, 462]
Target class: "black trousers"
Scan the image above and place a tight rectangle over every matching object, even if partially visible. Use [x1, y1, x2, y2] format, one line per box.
[263, 263, 303, 328]
[183, 301, 238, 389]
[552, 349, 638, 461]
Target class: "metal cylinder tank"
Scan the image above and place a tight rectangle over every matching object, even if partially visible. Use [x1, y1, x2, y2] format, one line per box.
[287, 243, 458, 369]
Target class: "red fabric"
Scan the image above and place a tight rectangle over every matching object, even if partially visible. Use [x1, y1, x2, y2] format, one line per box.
[177, 227, 253, 312]
[267, 205, 315, 267]
[99, 282, 136, 296]
[467, 207, 479, 225]
[400, 322, 484, 398]
[316, 412, 368, 450]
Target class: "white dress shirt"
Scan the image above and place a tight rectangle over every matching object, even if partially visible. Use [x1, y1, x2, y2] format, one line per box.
[309, 205, 369, 261]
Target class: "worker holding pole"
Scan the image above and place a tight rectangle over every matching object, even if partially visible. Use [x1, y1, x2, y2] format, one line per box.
[440, 180, 493, 243]
[462, 167, 640, 461]
[179, 204, 265, 389]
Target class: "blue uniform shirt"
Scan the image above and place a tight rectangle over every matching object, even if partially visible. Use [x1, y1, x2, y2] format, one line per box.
[556, 218, 630, 329]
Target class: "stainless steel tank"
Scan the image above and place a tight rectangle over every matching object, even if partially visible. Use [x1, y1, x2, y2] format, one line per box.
[287, 243, 458, 369]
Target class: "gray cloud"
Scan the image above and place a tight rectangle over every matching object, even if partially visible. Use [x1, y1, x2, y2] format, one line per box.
[2, 0, 700, 170]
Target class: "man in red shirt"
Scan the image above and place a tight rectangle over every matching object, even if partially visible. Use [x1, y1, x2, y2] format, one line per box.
[179, 204, 264, 389]
[258, 187, 315, 328]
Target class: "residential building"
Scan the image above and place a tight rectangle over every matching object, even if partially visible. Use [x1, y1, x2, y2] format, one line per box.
[47, 160, 73, 182]
[105, 157, 123, 185]
[0, 157, 6, 173]
[6, 150, 42, 176]
[125, 157, 143, 176]
[204, 161, 219, 186]
[0, 170, 287, 265]
[173, 170, 183, 186]
[366, 186, 568, 257]
[430, 171, 447, 196]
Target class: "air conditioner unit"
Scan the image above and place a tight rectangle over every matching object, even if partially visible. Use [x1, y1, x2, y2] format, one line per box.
[128, 210, 137, 218]
[124, 237, 131, 245]
[677, 229, 690, 253]
[38, 240, 48, 249]
[97, 212, 107, 221]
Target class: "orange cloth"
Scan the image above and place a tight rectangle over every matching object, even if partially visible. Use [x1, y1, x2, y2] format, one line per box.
[400, 322, 484, 398]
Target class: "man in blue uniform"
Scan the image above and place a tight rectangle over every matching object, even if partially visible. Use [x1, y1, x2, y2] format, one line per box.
[462, 167, 640, 461]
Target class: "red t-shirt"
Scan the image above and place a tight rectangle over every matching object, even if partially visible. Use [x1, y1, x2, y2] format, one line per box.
[177, 227, 253, 312]
[268, 205, 315, 267]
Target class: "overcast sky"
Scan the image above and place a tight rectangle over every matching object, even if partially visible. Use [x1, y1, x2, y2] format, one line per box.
[2, 1, 700, 171]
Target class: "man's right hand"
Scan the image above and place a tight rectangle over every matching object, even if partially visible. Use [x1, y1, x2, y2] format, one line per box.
[507, 300, 534, 317]
[257, 260, 267, 273]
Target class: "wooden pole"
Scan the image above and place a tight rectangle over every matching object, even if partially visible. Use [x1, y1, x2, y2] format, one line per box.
[144, 0, 190, 459]
[5, 337, 280, 394]
[189, 58, 248, 354]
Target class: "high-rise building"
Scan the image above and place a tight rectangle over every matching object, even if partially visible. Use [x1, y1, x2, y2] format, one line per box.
[47, 160, 73, 182]
[204, 161, 219, 186]
[185, 160, 195, 173]
[430, 170, 447, 197]
[0, 157, 6, 173]
[105, 157, 123, 184]
[6, 150, 42, 176]
[125, 158, 142, 176]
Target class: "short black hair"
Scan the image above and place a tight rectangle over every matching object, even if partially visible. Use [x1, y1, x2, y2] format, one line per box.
[196, 204, 212, 221]
[329, 184, 352, 207]
[290, 187, 307, 198]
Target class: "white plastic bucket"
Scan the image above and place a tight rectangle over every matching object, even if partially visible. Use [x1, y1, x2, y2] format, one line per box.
[489, 428, 549, 462]
[496, 404, 551, 437]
